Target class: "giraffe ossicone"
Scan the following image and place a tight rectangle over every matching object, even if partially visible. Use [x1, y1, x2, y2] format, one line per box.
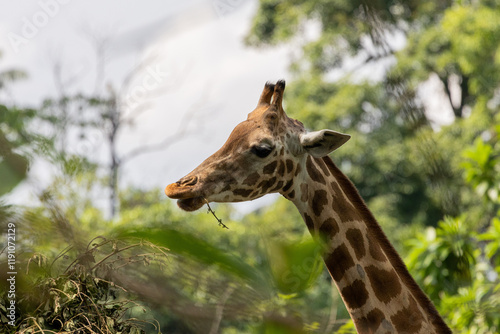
[165, 80, 451, 334]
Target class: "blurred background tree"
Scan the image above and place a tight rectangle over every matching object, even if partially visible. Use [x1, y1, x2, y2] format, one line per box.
[247, 0, 500, 228]
[246, 0, 500, 332]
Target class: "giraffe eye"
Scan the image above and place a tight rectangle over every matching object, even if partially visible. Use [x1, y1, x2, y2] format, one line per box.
[251, 144, 274, 158]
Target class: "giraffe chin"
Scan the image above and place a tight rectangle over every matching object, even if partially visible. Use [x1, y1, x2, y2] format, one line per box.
[177, 197, 205, 212]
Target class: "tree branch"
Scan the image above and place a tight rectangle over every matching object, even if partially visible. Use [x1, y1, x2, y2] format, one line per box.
[438, 74, 461, 118]
[120, 98, 209, 163]
[209, 284, 234, 334]
[459, 75, 469, 118]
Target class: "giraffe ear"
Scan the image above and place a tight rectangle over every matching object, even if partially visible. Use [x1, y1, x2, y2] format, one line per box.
[299, 130, 350, 157]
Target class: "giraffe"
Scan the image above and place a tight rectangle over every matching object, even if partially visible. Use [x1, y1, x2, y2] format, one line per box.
[165, 80, 452, 334]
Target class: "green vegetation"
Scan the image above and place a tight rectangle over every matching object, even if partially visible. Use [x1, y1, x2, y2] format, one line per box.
[245, 0, 500, 332]
[1, 0, 500, 332]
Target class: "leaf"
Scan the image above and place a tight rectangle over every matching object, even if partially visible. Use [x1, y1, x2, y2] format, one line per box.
[106, 316, 115, 329]
[0, 153, 28, 196]
[267, 239, 323, 294]
[113, 226, 264, 285]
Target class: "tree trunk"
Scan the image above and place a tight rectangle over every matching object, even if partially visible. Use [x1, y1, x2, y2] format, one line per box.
[109, 153, 118, 219]
[108, 100, 120, 219]
[440, 74, 470, 119]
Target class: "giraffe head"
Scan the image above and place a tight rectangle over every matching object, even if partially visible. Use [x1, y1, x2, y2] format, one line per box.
[165, 80, 350, 211]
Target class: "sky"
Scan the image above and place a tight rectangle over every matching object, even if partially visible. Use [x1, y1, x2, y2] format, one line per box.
[0, 0, 455, 213]
[0, 0, 295, 211]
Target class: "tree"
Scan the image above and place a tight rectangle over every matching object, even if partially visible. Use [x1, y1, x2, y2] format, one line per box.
[38, 34, 207, 218]
[405, 126, 500, 333]
[246, 0, 500, 331]
[393, 4, 500, 119]
[0, 52, 51, 197]
[246, 0, 500, 227]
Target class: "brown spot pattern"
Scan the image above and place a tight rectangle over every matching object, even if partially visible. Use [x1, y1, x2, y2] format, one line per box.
[345, 228, 366, 260]
[304, 213, 314, 231]
[234, 188, 253, 197]
[330, 181, 340, 198]
[258, 177, 277, 193]
[214, 171, 237, 186]
[341, 279, 369, 309]
[316, 158, 331, 177]
[368, 235, 386, 262]
[243, 172, 260, 186]
[285, 159, 294, 174]
[357, 308, 385, 333]
[319, 218, 339, 245]
[311, 189, 328, 216]
[325, 243, 355, 282]
[294, 163, 302, 176]
[282, 180, 293, 193]
[306, 156, 325, 184]
[391, 296, 425, 333]
[365, 265, 402, 304]
[277, 160, 285, 176]
[271, 180, 284, 192]
[329, 181, 362, 221]
[263, 161, 277, 175]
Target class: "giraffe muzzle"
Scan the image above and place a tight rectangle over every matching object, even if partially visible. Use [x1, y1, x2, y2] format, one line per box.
[165, 176, 199, 199]
[165, 175, 206, 211]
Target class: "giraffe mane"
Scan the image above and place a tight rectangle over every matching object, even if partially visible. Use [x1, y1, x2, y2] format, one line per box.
[321, 156, 451, 333]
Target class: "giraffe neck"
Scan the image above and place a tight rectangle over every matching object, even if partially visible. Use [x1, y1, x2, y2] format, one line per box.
[283, 156, 450, 334]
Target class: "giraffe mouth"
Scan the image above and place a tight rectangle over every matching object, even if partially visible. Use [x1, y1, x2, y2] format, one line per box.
[165, 182, 206, 212]
[177, 196, 205, 211]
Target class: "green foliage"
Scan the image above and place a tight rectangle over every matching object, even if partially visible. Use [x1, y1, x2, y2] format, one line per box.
[245, 0, 455, 72]
[335, 321, 356, 334]
[394, 3, 500, 103]
[0, 51, 27, 90]
[462, 135, 500, 204]
[0, 74, 51, 196]
[114, 225, 263, 285]
[0, 269, 150, 334]
[247, 1, 500, 332]
[0, 131, 29, 196]
[248, 0, 500, 225]
[284, 76, 446, 228]
[112, 195, 348, 333]
[265, 239, 323, 294]
[441, 279, 500, 333]
[0, 218, 166, 333]
[405, 131, 500, 332]
[247, 0, 500, 110]
[481, 216, 500, 271]
[405, 216, 477, 301]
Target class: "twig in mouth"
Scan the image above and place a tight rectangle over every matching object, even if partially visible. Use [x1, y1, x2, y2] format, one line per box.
[204, 198, 228, 229]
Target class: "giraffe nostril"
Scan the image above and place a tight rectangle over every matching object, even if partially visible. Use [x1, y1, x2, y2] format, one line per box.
[178, 176, 198, 187]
